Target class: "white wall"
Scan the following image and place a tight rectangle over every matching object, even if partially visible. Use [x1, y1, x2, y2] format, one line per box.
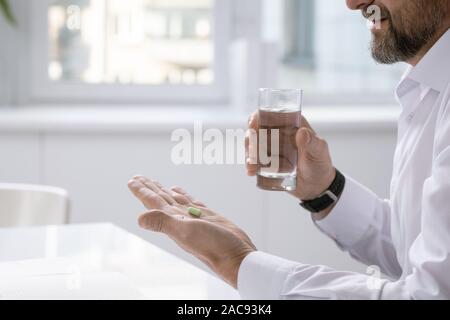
[0, 133, 41, 183]
[0, 107, 398, 275]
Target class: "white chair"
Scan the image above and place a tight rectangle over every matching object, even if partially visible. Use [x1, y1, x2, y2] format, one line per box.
[0, 183, 69, 227]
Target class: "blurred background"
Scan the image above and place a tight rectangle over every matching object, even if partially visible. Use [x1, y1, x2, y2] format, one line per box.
[0, 0, 403, 274]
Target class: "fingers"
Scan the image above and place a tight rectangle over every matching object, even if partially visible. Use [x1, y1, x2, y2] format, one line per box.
[245, 131, 259, 176]
[169, 187, 191, 205]
[245, 112, 312, 177]
[133, 176, 176, 205]
[295, 128, 329, 160]
[248, 111, 258, 130]
[128, 178, 168, 210]
[129, 175, 208, 213]
[296, 128, 313, 148]
[171, 186, 206, 207]
[246, 111, 259, 176]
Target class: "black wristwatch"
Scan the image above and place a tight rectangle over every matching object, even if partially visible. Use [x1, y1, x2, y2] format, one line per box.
[299, 169, 346, 213]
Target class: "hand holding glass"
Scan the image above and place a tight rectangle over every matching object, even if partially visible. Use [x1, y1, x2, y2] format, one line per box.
[256, 89, 302, 192]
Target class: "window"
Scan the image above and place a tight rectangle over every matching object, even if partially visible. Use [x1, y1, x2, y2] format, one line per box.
[283, 0, 315, 69]
[29, 0, 231, 104]
[48, 0, 214, 85]
[263, 0, 406, 105]
[15, 0, 401, 107]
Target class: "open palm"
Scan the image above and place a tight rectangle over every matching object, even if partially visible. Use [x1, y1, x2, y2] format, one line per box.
[128, 176, 256, 288]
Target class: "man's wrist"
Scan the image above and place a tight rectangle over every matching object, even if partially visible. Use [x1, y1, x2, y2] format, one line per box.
[309, 168, 337, 200]
[223, 249, 256, 289]
[300, 168, 345, 216]
[311, 168, 339, 220]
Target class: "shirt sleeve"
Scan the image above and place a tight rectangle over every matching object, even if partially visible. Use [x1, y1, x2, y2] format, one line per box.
[237, 175, 403, 299]
[238, 93, 450, 300]
[314, 176, 402, 278]
[236, 175, 400, 300]
[238, 145, 450, 300]
[238, 251, 385, 300]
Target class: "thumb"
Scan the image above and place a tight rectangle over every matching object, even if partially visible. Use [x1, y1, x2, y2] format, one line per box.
[296, 128, 328, 160]
[138, 210, 177, 235]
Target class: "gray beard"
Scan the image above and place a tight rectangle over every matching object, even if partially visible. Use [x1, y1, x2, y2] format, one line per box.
[370, 9, 447, 64]
[370, 28, 418, 64]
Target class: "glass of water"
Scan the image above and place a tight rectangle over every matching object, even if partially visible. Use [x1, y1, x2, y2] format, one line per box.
[256, 88, 303, 192]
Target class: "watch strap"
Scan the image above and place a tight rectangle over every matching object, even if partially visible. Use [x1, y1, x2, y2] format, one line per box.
[299, 169, 346, 213]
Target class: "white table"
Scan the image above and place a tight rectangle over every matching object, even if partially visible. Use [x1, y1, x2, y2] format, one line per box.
[0, 223, 240, 300]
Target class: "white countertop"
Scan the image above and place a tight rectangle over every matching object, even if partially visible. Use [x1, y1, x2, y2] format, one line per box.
[0, 106, 400, 133]
[0, 223, 240, 300]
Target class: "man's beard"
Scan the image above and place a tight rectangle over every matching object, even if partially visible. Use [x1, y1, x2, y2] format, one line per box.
[368, 1, 448, 64]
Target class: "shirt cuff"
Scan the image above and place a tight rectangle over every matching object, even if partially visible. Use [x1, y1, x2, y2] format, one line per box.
[314, 175, 379, 249]
[237, 251, 297, 300]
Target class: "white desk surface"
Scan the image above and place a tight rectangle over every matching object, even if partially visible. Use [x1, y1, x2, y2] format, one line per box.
[0, 223, 240, 300]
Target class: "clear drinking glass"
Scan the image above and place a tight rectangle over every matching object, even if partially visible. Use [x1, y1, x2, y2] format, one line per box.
[256, 88, 302, 191]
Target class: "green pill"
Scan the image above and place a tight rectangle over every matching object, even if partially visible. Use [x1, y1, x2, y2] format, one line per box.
[188, 207, 202, 217]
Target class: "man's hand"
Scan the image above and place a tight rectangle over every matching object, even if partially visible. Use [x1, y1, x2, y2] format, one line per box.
[128, 176, 257, 288]
[246, 111, 337, 219]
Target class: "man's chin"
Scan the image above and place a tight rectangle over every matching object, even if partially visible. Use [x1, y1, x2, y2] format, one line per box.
[370, 39, 400, 65]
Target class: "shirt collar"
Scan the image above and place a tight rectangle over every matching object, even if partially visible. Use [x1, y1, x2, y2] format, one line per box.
[407, 28, 450, 93]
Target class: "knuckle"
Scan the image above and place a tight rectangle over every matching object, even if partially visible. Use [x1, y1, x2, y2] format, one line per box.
[316, 136, 328, 148]
[148, 193, 158, 200]
[157, 190, 167, 198]
[174, 194, 190, 205]
[172, 186, 185, 194]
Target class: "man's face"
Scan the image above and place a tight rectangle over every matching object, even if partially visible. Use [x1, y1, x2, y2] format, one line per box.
[347, 0, 449, 64]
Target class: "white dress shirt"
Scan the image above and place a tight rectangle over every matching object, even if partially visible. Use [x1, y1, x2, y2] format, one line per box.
[238, 28, 450, 300]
